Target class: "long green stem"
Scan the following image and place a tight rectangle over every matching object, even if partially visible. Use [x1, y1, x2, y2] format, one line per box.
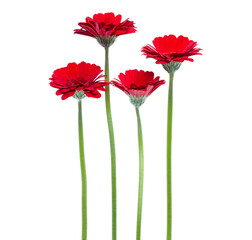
[167, 73, 174, 240]
[104, 47, 117, 240]
[135, 107, 144, 240]
[78, 100, 87, 240]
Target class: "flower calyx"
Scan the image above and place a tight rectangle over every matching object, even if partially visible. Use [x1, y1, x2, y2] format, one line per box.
[162, 62, 182, 74]
[96, 35, 117, 48]
[129, 95, 146, 108]
[73, 90, 86, 100]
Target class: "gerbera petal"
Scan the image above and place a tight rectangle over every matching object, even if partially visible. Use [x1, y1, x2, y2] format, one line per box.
[61, 91, 75, 100]
[114, 14, 122, 24]
[104, 12, 115, 24]
[84, 89, 101, 98]
[111, 80, 130, 95]
[74, 29, 94, 37]
[56, 90, 62, 95]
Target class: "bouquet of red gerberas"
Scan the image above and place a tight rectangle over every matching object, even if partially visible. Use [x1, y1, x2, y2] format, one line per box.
[49, 12, 202, 240]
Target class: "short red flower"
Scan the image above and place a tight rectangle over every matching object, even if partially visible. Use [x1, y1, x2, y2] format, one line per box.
[49, 62, 108, 100]
[111, 70, 165, 107]
[74, 12, 136, 47]
[141, 35, 202, 64]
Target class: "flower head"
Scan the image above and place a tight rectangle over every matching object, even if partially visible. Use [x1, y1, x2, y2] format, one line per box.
[142, 35, 202, 72]
[74, 12, 137, 47]
[111, 70, 165, 108]
[49, 62, 108, 100]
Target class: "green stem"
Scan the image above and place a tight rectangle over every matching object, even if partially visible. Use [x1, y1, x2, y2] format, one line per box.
[136, 107, 144, 240]
[78, 100, 87, 240]
[167, 73, 174, 240]
[104, 47, 117, 240]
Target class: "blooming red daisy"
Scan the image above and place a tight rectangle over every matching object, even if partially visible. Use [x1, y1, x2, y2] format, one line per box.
[142, 35, 202, 72]
[74, 12, 137, 47]
[49, 62, 108, 100]
[111, 70, 165, 107]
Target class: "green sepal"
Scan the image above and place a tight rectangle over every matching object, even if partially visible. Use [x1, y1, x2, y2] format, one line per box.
[73, 90, 86, 100]
[162, 62, 182, 74]
[96, 36, 117, 48]
[129, 95, 146, 108]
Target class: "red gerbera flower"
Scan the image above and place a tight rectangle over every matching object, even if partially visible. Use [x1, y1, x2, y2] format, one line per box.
[142, 35, 202, 65]
[74, 12, 137, 47]
[49, 62, 108, 100]
[111, 70, 165, 107]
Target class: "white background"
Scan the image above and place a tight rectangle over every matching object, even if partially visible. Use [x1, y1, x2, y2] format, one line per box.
[0, 0, 252, 239]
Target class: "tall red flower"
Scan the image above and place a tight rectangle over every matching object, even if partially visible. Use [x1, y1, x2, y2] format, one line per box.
[49, 62, 108, 100]
[111, 70, 165, 107]
[74, 12, 137, 47]
[142, 35, 202, 65]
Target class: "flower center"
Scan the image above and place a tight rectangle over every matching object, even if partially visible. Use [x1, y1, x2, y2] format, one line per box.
[67, 78, 88, 87]
[129, 84, 147, 91]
